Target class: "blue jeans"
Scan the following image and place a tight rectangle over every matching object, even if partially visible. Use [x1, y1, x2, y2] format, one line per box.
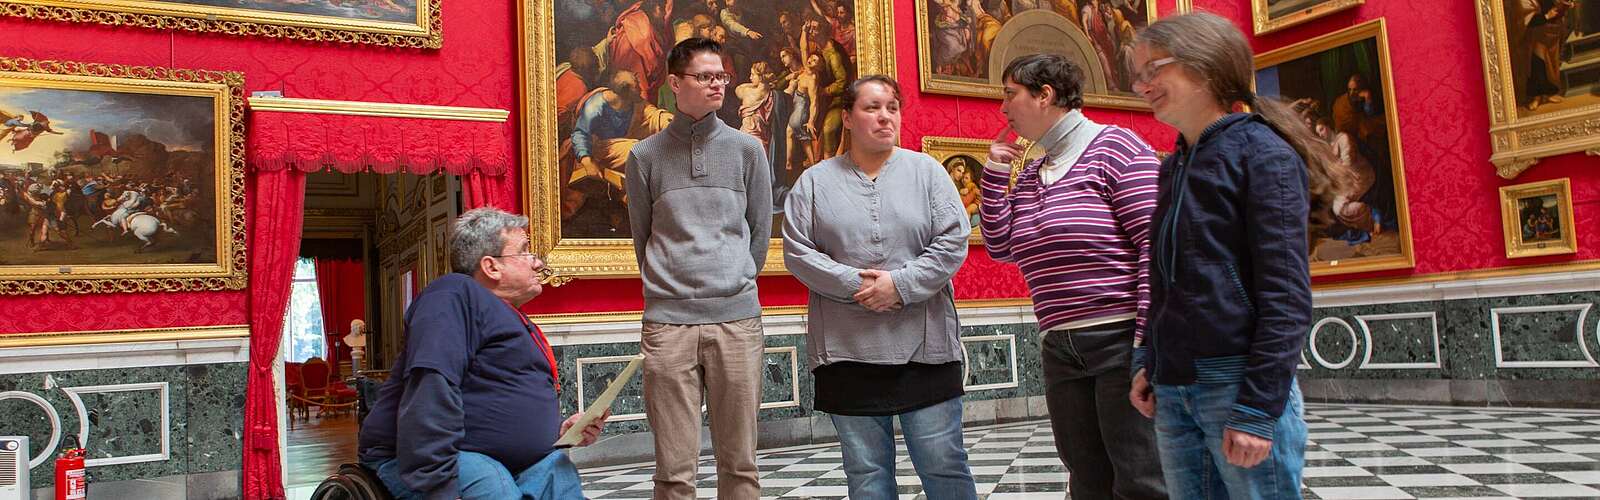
[829, 396, 978, 500]
[367, 450, 584, 500]
[1153, 380, 1307, 500]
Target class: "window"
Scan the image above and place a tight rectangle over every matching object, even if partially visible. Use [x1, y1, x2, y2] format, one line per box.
[283, 257, 327, 363]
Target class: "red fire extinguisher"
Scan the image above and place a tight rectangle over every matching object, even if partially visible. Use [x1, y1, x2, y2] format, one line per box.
[55, 436, 86, 500]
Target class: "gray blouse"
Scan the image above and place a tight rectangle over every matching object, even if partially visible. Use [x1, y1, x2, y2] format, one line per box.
[782, 148, 971, 369]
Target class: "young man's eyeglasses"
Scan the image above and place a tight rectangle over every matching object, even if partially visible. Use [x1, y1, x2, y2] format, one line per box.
[1133, 57, 1178, 85]
[674, 71, 732, 85]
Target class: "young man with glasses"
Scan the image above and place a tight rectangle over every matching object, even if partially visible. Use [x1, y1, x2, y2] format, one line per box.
[624, 37, 773, 500]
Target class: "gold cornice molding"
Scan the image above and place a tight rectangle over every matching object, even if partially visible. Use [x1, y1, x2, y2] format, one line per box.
[530, 300, 1036, 325]
[1313, 260, 1600, 291]
[248, 97, 510, 122]
[0, 325, 249, 349]
[531, 259, 1600, 325]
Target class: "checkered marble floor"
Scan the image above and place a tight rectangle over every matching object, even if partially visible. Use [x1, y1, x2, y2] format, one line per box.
[576, 404, 1600, 499]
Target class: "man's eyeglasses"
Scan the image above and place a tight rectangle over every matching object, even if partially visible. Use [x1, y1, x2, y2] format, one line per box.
[490, 252, 558, 283]
[1133, 57, 1178, 86]
[675, 71, 732, 85]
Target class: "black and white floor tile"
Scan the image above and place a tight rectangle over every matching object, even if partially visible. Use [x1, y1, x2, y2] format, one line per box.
[577, 404, 1600, 499]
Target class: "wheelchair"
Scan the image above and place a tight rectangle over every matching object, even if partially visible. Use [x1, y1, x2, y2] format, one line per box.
[310, 376, 395, 500]
[308, 463, 394, 500]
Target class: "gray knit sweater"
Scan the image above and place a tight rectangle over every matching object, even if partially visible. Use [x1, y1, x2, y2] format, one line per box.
[624, 110, 773, 324]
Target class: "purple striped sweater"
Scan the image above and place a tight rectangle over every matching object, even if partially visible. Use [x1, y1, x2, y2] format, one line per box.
[979, 127, 1160, 343]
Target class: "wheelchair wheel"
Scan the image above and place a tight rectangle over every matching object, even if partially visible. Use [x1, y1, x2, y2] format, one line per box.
[308, 475, 364, 500]
[309, 463, 394, 500]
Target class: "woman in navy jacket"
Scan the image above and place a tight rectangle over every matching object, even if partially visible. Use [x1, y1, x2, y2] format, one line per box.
[1125, 12, 1339, 499]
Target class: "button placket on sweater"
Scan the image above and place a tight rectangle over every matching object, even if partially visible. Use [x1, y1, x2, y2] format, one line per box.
[691, 131, 706, 177]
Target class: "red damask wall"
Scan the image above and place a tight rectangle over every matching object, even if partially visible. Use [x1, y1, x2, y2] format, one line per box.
[0, 2, 519, 333]
[1, 0, 1595, 330]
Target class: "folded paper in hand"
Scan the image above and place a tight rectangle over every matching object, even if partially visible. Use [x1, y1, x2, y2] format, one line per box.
[554, 354, 643, 447]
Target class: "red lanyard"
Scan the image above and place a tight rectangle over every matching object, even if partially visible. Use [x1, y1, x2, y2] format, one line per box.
[506, 301, 559, 391]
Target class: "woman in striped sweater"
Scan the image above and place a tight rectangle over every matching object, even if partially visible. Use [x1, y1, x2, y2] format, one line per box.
[980, 53, 1167, 500]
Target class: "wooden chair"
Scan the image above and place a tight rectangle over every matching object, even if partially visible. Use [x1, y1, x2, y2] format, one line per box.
[285, 361, 308, 427]
[301, 357, 333, 417]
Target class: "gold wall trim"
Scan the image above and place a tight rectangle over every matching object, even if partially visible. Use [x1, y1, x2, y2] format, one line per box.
[0, 324, 249, 349]
[530, 300, 1034, 325]
[1314, 260, 1600, 291]
[248, 97, 510, 122]
[0, 0, 440, 49]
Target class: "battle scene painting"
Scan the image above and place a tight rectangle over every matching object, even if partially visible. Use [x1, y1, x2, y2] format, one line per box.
[0, 85, 221, 267]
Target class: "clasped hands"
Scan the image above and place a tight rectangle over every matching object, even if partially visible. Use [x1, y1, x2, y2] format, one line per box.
[854, 269, 902, 312]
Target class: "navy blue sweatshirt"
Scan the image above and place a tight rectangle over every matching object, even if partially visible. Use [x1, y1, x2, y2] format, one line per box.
[358, 273, 560, 499]
[1133, 113, 1313, 439]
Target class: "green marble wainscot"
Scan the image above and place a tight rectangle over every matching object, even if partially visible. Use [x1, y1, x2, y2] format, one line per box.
[555, 332, 817, 438]
[184, 363, 246, 474]
[1475, 291, 1600, 381]
[959, 323, 1043, 402]
[0, 363, 252, 489]
[1303, 300, 1445, 379]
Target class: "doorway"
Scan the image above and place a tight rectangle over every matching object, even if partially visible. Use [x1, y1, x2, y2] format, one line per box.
[280, 170, 460, 491]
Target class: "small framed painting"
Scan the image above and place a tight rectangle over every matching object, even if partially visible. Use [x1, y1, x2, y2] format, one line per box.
[1499, 178, 1578, 259]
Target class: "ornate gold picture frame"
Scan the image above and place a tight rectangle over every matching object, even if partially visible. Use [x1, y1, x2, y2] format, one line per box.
[1252, 0, 1362, 35]
[1499, 178, 1578, 258]
[0, 57, 247, 295]
[914, 0, 1190, 109]
[920, 136, 989, 244]
[1475, 0, 1600, 179]
[520, 0, 897, 277]
[0, 0, 440, 49]
[1255, 18, 1415, 277]
[919, 135, 1046, 244]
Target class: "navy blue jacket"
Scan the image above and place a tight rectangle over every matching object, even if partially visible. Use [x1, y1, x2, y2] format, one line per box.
[1133, 113, 1313, 439]
[358, 273, 560, 499]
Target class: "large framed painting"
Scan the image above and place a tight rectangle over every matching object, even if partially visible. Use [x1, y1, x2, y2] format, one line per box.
[0, 0, 440, 48]
[0, 57, 246, 295]
[1499, 178, 1578, 258]
[1252, 0, 1362, 35]
[914, 0, 1190, 109]
[1476, 0, 1600, 179]
[1255, 18, 1415, 277]
[521, 0, 897, 276]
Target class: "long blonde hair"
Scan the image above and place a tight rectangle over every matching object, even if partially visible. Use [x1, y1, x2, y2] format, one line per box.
[1137, 12, 1339, 226]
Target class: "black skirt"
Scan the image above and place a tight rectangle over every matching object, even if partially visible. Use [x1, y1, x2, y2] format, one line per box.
[812, 360, 964, 416]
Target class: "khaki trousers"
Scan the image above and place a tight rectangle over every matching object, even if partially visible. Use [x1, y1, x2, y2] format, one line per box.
[641, 317, 764, 499]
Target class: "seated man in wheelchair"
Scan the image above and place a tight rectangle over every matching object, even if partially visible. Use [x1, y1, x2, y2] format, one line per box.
[359, 208, 610, 500]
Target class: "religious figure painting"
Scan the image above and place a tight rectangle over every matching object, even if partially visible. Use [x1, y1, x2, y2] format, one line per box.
[1251, 0, 1362, 35]
[523, 0, 896, 276]
[1476, 0, 1600, 178]
[920, 136, 1000, 244]
[1499, 178, 1578, 258]
[0, 0, 440, 48]
[1254, 19, 1415, 277]
[915, 0, 1186, 109]
[0, 57, 246, 295]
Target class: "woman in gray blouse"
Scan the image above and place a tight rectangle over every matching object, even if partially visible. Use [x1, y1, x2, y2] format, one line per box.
[782, 75, 976, 500]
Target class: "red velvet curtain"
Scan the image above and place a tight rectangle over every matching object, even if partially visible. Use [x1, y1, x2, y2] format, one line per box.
[463, 170, 518, 212]
[314, 258, 366, 373]
[243, 168, 306, 500]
